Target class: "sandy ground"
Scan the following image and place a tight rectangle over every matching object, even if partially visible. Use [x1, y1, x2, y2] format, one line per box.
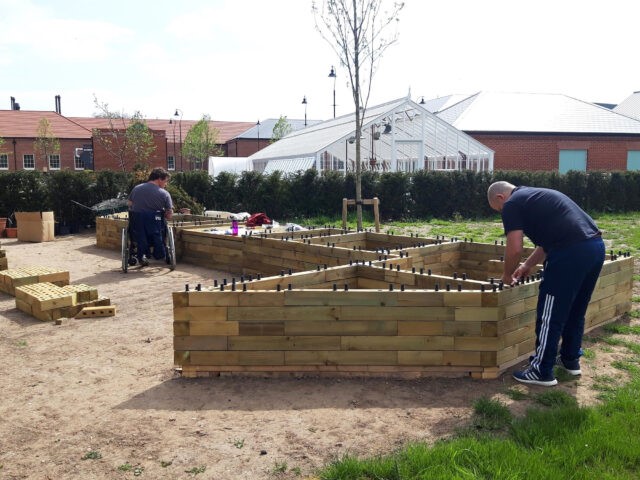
[0, 231, 637, 480]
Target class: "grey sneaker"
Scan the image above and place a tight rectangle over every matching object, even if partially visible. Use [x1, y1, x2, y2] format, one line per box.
[139, 256, 150, 267]
[557, 357, 582, 376]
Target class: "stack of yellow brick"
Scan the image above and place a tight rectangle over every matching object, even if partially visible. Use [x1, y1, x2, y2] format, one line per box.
[14, 282, 111, 321]
[0, 266, 69, 295]
[0, 243, 6, 270]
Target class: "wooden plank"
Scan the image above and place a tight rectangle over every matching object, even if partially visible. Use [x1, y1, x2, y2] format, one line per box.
[189, 351, 285, 366]
[453, 336, 500, 351]
[173, 335, 227, 350]
[398, 321, 444, 336]
[239, 322, 286, 335]
[341, 335, 454, 351]
[442, 351, 481, 366]
[189, 320, 240, 336]
[285, 320, 397, 336]
[228, 306, 339, 322]
[173, 321, 190, 336]
[228, 335, 341, 351]
[397, 351, 444, 365]
[340, 305, 454, 321]
[454, 306, 503, 321]
[285, 350, 397, 365]
[173, 306, 228, 321]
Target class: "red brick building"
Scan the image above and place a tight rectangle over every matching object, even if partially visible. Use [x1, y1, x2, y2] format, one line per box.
[0, 109, 255, 172]
[430, 92, 640, 172]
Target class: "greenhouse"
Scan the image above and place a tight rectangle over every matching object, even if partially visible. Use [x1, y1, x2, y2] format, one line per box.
[250, 96, 494, 175]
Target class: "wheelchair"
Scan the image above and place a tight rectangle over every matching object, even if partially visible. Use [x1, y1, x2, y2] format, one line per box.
[121, 212, 176, 273]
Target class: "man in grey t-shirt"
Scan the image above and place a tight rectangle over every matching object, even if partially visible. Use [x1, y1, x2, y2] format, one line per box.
[128, 168, 173, 265]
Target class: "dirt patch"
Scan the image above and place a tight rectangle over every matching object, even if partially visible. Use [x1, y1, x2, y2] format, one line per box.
[0, 232, 636, 479]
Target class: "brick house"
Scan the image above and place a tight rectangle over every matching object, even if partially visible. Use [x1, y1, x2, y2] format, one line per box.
[428, 92, 640, 172]
[0, 110, 92, 171]
[0, 108, 255, 172]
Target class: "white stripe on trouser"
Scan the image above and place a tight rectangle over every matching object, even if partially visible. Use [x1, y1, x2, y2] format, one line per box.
[531, 294, 554, 373]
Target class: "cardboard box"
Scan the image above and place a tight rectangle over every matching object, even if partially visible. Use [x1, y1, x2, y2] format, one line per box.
[15, 212, 55, 242]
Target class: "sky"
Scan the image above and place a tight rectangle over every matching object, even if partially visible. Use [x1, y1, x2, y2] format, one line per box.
[1, 0, 639, 123]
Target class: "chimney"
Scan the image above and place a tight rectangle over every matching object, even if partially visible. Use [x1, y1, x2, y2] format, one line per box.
[55, 95, 61, 114]
[10, 96, 15, 110]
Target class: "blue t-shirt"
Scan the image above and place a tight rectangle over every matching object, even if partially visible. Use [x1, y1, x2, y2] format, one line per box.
[128, 182, 173, 213]
[501, 186, 600, 253]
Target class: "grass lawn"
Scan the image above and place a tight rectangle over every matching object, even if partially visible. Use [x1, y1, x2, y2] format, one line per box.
[300, 212, 640, 480]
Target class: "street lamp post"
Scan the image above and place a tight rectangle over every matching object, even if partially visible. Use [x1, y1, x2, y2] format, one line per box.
[174, 108, 183, 171]
[168, 118, 176, 170]
[302, 96, 307, 127]
[328, 66, 336, 118]
[256, 120, 260, 152]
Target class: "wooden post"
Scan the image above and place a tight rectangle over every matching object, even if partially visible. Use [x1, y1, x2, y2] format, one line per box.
[341, 197, 380, 232]
[373, 197, 380, 233]
[342, 198, 348, 230]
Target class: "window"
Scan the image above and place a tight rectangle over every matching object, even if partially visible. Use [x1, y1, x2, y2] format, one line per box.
[0, 154, 7, 170]
[48, 154, 60, 170]
[627, 151, 640, 171]
[74, 152, 84, 170]
[559, 149, 587, 174]
[167, 155, 175, 171]
[23, 154, 35, 170]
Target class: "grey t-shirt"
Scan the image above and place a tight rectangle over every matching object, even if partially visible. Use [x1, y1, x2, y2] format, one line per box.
[128, 182, 173, 213]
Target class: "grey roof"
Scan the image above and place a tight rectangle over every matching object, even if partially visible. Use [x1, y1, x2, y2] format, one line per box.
[613, 92, 640, 121]
[249, 99, 413, 162]
[434, 91, 640, 134]
[236, 118, 323, 139]
[421, 94, 474, 113]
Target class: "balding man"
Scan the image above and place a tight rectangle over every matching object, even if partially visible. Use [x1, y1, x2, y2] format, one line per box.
[487, 181, 604, 386]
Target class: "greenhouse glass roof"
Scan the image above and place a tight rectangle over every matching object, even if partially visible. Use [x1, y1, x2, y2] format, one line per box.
[250, 97, 494, 175]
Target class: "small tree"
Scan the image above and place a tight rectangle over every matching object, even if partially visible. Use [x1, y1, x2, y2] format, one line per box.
[271, 116, 293, 143]
[126, 113, 156, 170]
[182, 115, 222, 170]
[92, 96, 156, 171]
[313, 0, 404, 230]
[92, 96, 130, 171]
[33, 118, 60, 171]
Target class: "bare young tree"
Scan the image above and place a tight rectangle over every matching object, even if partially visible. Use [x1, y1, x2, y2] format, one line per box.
[92, 96, 156, 171]
[33, 118, 60, 171]
[313, 0, 404, 230]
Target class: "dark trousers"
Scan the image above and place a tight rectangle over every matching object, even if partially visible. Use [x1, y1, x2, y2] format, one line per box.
[131, 211, 166, 261]
[530, 236, 605, 376]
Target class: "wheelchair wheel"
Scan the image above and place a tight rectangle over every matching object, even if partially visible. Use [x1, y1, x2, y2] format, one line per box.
[165, 224, 176, 271]
[121, 227, 129, 273]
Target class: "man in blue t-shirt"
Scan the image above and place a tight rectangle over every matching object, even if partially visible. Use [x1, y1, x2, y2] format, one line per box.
[487, 181, 605, 386]
[128, 167, 173, 266]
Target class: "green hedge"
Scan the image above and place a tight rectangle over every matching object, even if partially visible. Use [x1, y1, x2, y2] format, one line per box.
[2, 169, 640, 226]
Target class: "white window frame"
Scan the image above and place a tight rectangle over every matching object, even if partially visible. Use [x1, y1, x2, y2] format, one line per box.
[74, 153, 84, 170]
[23, 154, 35, 170]
[0, 154, 8, 170]
[48, 154, 61, 170]
[167, 155, 175, 171]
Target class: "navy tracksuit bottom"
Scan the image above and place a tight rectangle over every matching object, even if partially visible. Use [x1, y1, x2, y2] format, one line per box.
[529, 236, 605, 377]
[131, 211, 166, 261]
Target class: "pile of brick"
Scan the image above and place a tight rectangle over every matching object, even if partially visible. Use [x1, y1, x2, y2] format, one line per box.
[0, 266, 113, 321]
[0, 266, 69, 296]
[15, 282, 112, 321]
[0, 242, 6, 270]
